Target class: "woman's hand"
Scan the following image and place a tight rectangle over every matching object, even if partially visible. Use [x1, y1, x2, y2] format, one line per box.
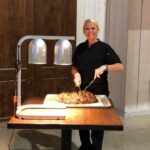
[74, 73, 81, 87]
[94, 63, 123, 79]
[94, 65, 107, 79]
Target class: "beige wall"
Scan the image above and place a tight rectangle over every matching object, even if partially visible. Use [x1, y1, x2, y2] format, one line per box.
[107, 0, 150, 116]
[126, 0, 150, 115]
[106, 0, 127, 113]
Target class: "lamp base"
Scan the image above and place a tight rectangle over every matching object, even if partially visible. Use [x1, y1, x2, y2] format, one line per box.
[16, 104, 66, 120]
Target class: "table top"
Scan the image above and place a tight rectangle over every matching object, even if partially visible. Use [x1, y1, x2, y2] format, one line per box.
[7, 106, 123, 131]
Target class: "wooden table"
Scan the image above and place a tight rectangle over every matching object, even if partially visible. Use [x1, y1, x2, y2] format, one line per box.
[7, 106, 123, 150]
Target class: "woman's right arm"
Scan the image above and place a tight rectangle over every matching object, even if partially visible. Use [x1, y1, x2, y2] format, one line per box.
[71, 66, 79, 76]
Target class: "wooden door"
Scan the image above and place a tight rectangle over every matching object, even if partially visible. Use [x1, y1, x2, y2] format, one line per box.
[0, 0, 76, 118]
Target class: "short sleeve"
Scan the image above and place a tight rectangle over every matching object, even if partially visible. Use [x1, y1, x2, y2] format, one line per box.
[104, 44, 122, 64]
[72, 47, 79, 67]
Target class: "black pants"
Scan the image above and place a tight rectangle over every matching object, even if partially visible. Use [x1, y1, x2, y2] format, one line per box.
[79, 130, 104, 150]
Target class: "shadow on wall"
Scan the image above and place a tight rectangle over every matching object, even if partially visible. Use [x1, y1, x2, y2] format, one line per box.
[10, 129, 78, 150]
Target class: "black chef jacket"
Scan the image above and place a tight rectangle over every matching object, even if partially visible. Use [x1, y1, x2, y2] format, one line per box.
[72, 39, 122, 96]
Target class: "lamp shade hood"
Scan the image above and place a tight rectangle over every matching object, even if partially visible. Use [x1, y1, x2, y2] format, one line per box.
[54, 39, 72, 65]
[28, 39, 47, 64]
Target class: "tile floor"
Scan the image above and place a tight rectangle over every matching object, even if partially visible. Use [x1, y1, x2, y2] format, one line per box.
[0, 114, 150, 150]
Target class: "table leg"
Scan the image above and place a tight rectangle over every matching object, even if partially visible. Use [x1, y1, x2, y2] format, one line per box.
[61, 129, 72, 150]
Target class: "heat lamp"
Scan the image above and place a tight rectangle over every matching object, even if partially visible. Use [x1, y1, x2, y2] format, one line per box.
[15, 35, 75, 119]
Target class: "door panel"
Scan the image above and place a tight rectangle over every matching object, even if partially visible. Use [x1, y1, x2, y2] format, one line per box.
[0, 0, 35, 118]
[34, 66, 74, 97]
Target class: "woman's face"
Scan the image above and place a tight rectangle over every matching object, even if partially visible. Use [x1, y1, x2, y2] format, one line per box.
[83, 21, 99, 41]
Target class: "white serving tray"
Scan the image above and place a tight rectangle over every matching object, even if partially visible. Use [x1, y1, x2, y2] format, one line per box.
[44, 94, 111, 108]
[16, 104, 66, 120]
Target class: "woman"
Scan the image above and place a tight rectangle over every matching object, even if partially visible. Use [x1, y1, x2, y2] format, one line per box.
[72, 19, 123, 150]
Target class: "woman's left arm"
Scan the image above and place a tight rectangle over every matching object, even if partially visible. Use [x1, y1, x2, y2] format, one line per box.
[94, 63, 123, 79]
[107, 63, 123, 72]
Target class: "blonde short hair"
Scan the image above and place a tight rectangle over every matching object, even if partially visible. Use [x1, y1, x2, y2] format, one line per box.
[83, 19, 99, 30]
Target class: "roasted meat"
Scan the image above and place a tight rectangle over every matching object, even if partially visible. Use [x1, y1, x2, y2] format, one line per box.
[56, 91, 97, 104]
